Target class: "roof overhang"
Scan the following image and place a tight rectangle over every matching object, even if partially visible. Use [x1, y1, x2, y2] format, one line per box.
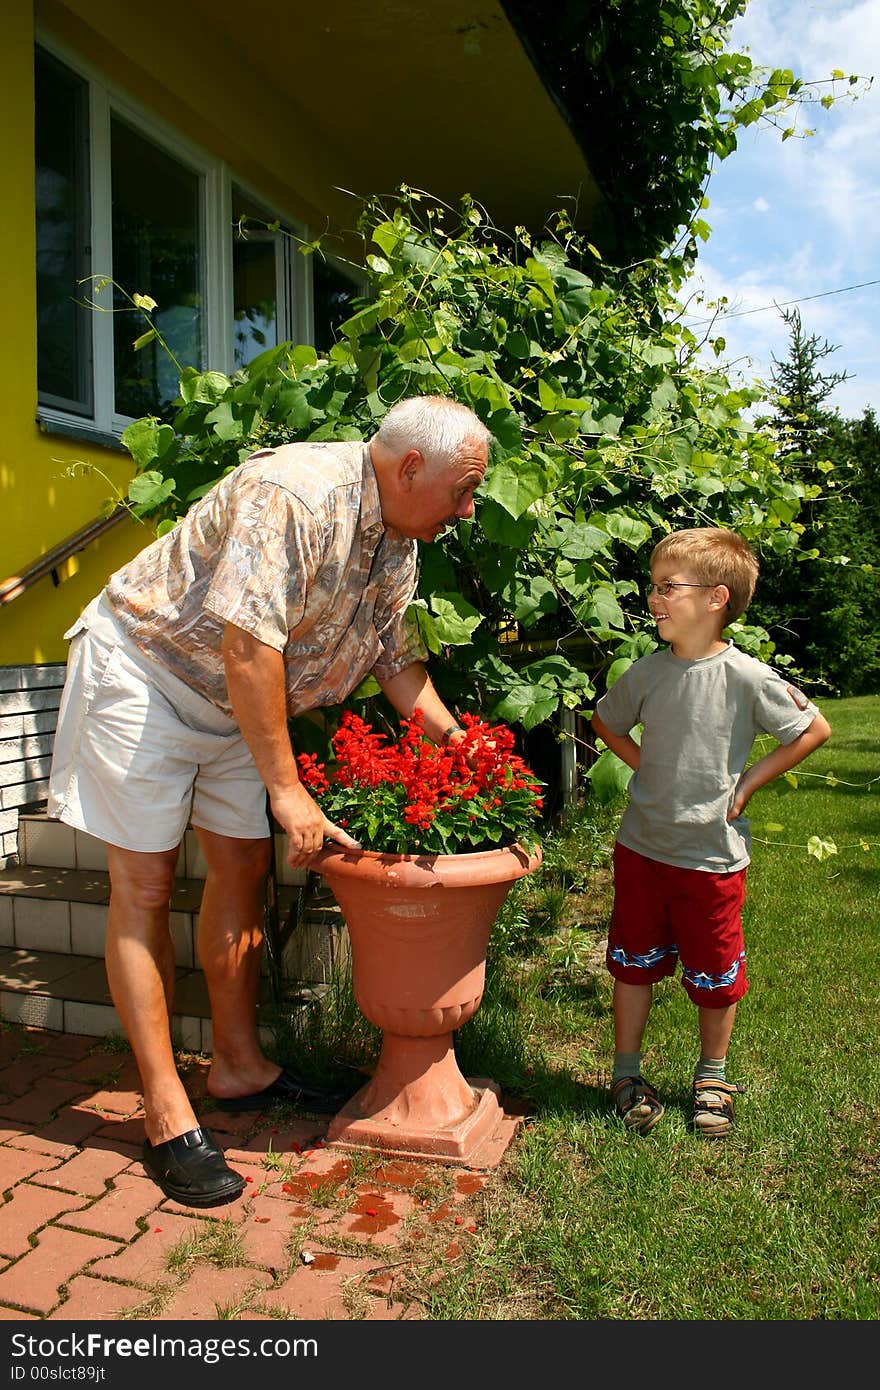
[186, 0, 604, 233]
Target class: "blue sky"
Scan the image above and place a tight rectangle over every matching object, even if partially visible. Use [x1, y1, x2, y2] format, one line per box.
[682, 0, 880, 419]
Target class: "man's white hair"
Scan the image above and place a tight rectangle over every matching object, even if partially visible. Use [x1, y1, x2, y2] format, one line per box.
[375, 395, 490, 466]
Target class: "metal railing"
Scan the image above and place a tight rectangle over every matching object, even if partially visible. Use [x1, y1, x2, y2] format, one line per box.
[0, 506, 128, 607]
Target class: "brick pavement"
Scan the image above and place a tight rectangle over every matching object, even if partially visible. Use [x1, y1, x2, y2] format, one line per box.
[0, 1023, 511, 1322]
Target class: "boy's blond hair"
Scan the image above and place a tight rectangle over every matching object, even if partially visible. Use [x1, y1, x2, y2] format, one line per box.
[651, 527, 759, 622]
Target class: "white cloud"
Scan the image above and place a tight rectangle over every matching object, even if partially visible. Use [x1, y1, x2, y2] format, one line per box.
[682, 0, 880, 417]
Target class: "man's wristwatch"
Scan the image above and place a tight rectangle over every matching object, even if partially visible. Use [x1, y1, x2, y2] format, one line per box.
[441, 724, 465, 746]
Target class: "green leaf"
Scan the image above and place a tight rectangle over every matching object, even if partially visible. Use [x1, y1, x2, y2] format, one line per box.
[581, 586, 625, 631]
[807, 836, 838, 861]
[650, 378, 678, 414]
[478, 499, 536, 547]
[585, 748, 632, 802]
[128, 471, 175, 508]
[550, 521, 610, 561]
[178, 370, 231, 405]
[121, 418, 176, 468]
[205, 401, 244, 441]
[502, 575, 557, 625]
[429, 593, 483, 645]
[603, 512, 652, 549]
[132, 328, 158, 352]
[492, 685, 558, 730]
[484, 456, 549, 518]
[605, 657, 633, 689]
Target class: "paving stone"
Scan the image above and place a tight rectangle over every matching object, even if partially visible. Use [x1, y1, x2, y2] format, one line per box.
[0, 1053, 70, 1097]
[31, 1145, 133, 1197]
[0, 1078, 91, 1125]
[195, 1105, 266, 1137]
[0, 1145, 59, 1190]
[258, 1255, 378, 1320]
[57, 1173, 162, 1239]
[10, 1103, 109, 1152]
[87, 1212, 220, 1286]
[75, 1086, 144, 1117]
[0, 1182, 88, 1258]
[0, 1121, 34, 1144]
[38, 1031, 102, 1061]
[156, 1265, 273, 1320]
[237, 1189, 310, 1269]
[46, 1274, 148, 1321]
[0, 1029, 36, 1066]
[54, 1050, 129, 1084]
[0, 1226, 119, 1315]
[372, 1158, 442, 1190]
[91, 1116, 146, 1146]
[238, 1117, 326, 1154]
[336, 1188, 418, 1245]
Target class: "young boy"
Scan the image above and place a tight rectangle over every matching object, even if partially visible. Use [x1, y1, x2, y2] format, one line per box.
[591, 527, 831, 1138]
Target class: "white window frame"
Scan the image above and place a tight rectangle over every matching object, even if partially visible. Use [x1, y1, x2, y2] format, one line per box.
[35, 30, 310, 443]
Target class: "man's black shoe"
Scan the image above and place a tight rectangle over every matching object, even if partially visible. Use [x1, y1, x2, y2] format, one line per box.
[142, 1126, 246, 1207]
[212, 1067, 353, 1115]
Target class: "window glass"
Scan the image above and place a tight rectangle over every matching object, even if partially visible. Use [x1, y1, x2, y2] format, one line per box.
[232, 188, 282, 368]
[313, 258, 360, 352]
[34, 46, 92, 416]
[110, 117, 202, 419]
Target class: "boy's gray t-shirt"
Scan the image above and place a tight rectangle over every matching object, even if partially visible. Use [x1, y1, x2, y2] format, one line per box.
[595, 642, 820, 872]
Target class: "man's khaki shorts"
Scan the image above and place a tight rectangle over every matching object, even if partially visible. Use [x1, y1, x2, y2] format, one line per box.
[47, 595, 270, 853]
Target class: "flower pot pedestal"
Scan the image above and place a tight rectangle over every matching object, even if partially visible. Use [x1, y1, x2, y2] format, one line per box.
[313, 842, 542, 1168]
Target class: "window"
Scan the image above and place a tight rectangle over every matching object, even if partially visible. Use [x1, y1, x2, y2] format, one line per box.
[33, 40, 325, 440]
[35, 48, 92, 416]
[232, 187, 291, 369]
[313, 256, 361, 353]
[110, 117, 204, 419]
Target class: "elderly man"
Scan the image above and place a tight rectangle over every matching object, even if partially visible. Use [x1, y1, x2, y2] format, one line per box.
[48, 394, 489, 1205]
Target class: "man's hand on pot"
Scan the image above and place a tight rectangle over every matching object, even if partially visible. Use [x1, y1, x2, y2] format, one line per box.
[274, 783, 360, 866]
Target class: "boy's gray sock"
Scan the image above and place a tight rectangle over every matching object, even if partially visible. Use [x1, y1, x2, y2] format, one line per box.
[694, 1056, 727, 1084]
[613, 1052, 643, 1085]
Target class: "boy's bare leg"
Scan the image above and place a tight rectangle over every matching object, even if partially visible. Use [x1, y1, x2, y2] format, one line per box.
[613, 980, 653, 1053]
[612, 979, 664, 1130]
[194, 828, 280, 1102]
[104, 844, 198, 1147]
[698, 1002, 737, 1060]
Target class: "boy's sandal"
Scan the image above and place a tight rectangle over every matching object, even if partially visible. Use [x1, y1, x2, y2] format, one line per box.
[691, 1079, 745, 1138]
[612, 1075, 665, 1134]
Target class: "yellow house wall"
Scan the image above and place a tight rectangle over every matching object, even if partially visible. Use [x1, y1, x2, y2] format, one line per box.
[0, 0, 139, 665]
[1, 0, 360, 666]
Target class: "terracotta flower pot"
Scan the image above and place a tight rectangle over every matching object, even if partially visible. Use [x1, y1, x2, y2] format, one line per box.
[313, 841, 542, 1167]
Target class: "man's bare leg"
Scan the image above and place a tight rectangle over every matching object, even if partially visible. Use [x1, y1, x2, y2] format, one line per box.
[104, 844, 198, 1146]
[194, 828, 280, 1102]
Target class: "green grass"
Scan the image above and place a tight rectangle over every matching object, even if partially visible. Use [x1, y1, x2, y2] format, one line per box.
[419, 694, 880, 1320]
[268, 696, 879, 1319]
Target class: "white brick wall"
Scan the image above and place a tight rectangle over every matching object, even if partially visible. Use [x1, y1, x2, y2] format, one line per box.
[0, 664, 66, 865]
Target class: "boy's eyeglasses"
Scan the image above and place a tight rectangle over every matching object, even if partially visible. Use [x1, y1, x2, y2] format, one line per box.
[645, 581, 715, 598]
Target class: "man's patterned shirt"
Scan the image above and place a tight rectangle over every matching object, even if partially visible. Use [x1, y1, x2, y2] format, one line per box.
[100, 441, 427, 715]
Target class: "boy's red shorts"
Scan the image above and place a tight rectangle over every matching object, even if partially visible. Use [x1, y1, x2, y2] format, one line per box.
[607, 842, 749, 1008]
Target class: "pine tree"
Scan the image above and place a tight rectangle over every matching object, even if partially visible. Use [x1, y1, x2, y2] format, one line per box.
[751, 312, 879, 695]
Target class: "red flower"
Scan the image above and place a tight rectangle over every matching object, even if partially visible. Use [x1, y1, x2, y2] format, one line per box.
[303, 708, 543, 855]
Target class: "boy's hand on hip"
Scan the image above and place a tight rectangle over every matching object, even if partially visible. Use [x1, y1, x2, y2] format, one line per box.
[727, 781, 752, 821]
